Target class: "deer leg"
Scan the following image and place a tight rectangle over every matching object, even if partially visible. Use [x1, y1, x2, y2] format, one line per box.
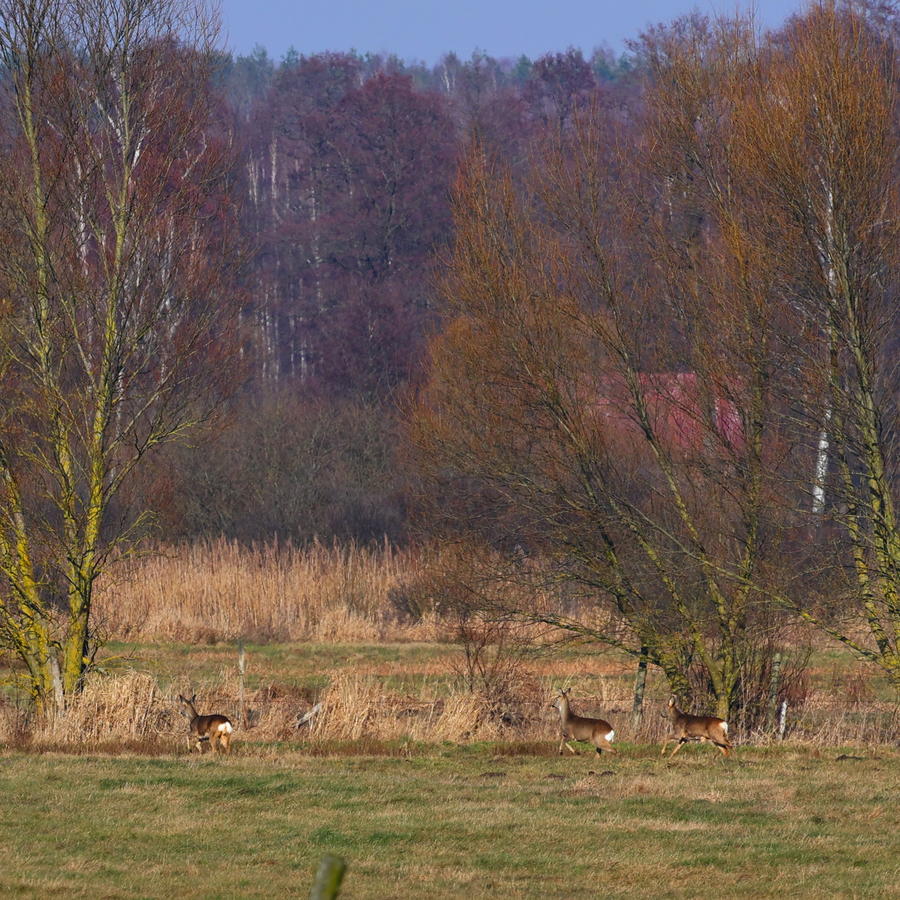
[660, 739, 672, 756]
[597, 740, 617, 755]
[220, 731, 231, 754]
[669, 739, 687, 758]
[564, 740, 578, 755]
[558, 736, 566, 755]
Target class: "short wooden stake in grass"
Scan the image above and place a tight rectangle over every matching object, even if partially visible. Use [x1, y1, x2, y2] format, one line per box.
[309, 854, 346, 900]
[767, 652, 783, 730]
[632, 645, 649, 727]
[49, 655, 65, 715]
[238, 640, 246, 727]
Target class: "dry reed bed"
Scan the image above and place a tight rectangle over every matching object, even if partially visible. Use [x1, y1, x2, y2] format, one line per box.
[0, 670, 546, 750]
[30, 541, 900, 749]
[2, 672, 174, 750]
[93, 539, 587, 645]
[3, 669, 897, 752]
[94, 539, 453, 643]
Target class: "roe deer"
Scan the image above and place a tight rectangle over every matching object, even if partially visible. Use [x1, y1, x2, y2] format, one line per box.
[550, 688, 616, 755]
[178, 694, 234, 753]
[661, 695, 731, 757]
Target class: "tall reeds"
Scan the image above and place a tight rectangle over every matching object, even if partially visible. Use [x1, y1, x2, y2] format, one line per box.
[94, 538, 447, 643]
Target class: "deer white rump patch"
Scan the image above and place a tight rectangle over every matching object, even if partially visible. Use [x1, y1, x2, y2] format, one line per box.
[606, 730, 615, 742]
[219, 722, 233, 734]
[721, 722, 729, 734]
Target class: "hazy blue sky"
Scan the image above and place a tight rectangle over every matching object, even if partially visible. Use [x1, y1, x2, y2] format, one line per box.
[219, 0, 804, 63]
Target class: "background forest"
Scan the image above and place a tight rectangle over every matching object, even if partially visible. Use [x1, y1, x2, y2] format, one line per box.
[136, 41, 638, 543]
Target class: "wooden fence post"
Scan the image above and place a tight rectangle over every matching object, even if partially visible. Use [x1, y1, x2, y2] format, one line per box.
[632, 645, 649, 728]
[309, 854, 346, 900]
[778, 699, 788, 741]
[238, 640, 246, 727]
[767, 652, 783, 731]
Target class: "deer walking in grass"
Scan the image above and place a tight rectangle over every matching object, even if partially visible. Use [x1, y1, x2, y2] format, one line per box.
[178, 694, 234, 754]
[661, 695, 731, 757]
[550, 688, 616, 756]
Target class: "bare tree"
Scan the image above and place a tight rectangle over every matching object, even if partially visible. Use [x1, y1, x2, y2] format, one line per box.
[734, 4, 900, 687]
[0, 0, 237, 707]
[413, 6, 900, 704]
[410, 112, 796, 719]
[411, 4, 900, 708]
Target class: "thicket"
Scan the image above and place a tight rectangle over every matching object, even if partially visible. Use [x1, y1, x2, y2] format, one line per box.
[410, 4, 900, 717]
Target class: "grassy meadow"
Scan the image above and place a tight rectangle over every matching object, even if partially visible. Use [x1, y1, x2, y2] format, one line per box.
[1, 540, 899, 897]
[1, 747, 897, 898]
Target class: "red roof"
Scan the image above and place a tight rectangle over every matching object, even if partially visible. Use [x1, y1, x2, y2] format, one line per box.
[594, 372, 746, 455]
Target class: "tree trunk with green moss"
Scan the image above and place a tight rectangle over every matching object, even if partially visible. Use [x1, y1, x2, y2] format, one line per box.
[0, 0, 234, 707]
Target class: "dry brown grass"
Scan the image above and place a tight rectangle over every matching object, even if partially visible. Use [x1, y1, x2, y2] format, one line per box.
[1, 671, 177, 751]
[8, 539, 888, 751]
[92, 539, 579, 647]
[309, 671, 549, 743]
[94, 538, 453, 643]
[0, 669, 547, 752]
[786, 693, 900, 746]
[4, 662, 896, 753]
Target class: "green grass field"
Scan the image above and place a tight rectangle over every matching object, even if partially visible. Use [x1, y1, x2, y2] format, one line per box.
[2, 637, 897, 896]
[1, 745, 897, 898]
